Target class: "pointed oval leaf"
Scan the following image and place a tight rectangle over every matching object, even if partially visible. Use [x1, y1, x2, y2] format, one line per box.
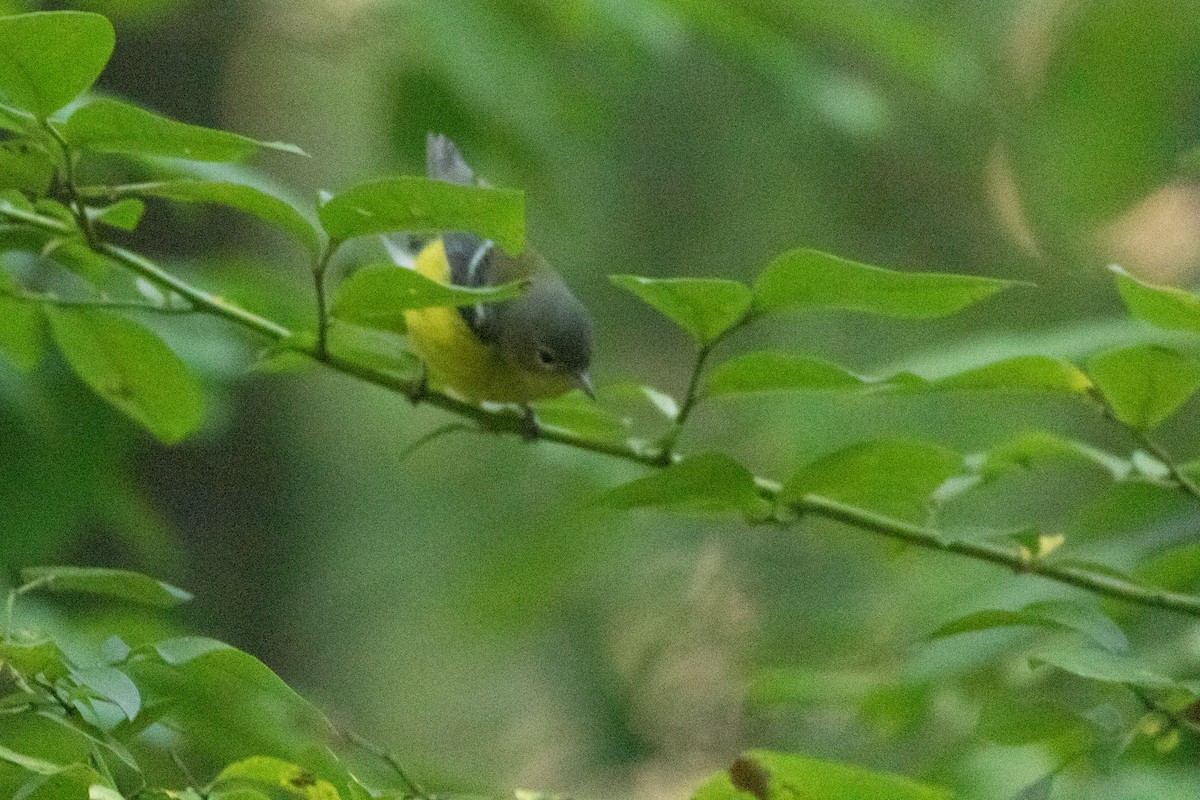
[1087, 344, 1200, 429]
[21, 566, 192, 607]
[970, 431, 1130, 482]
[45, 307, 203, 442]
[70, 664, 141, 720]
[600, 453, 766, 516]
[331, 264, 524, 334]
[610, 275, 751, 344]
[783, 439, 962, 523]
[63, 98, 304, 162]
[132, 180, 321, 254]
[903, 355, 1093, 394]
[319, 177, 524, 252]
[0, 12, 114, 118]
[930, 600, 1127, 652]
[693, 751, 951, 800]
[704, 352, 868, 397]
[89, 198, 145, 231]
[1030, 643, 1177, 691]
[753, 248, 1012, 318]
[1111, 264, 1200, 335]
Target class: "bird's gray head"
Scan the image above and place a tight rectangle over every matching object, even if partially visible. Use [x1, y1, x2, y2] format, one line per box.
[494, 272, 594, 395]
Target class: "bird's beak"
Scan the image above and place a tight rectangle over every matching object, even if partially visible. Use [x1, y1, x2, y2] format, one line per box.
[577, 372, 596, 401]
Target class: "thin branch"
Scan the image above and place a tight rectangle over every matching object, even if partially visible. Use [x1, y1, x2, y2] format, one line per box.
[0, 287, 195, 315]
[658, 341, 714, 458]
[1131, 429, 1200, 504]
[3, 203, 1200, 619]
[1095, 398, 1200, 503]
[340, 728, 427, 799]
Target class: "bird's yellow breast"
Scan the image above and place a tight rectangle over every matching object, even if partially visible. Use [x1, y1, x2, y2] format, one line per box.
[403, 240, 576, 404]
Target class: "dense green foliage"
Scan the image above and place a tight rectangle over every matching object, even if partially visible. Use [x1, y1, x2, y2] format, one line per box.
[3, 3, 1200, 799]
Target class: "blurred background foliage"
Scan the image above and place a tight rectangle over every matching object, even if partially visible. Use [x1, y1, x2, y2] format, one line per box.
[4, 0, 1200, 797]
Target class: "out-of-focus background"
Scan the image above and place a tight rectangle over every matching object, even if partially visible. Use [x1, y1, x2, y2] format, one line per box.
[5, 0, 1200, 797]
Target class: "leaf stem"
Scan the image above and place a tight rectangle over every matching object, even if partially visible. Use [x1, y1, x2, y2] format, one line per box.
[313, 241, 337, 359]
[1131, 429, 1200, 504]
[0, 286, 195, 314]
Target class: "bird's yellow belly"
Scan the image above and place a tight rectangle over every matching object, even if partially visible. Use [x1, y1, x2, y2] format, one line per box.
[403, 241, 575, 404]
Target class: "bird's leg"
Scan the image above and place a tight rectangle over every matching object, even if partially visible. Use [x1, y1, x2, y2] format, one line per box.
[519, 404, 541, 441]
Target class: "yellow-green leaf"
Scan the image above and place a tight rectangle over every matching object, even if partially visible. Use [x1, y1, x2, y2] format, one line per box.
[1111, 264, 1200, 335]
[1087, 344, 1200, 429]
[0, 12, 114, 118]
[610, 275, 752, 344]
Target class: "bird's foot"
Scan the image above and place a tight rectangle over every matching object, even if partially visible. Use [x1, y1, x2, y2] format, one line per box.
[519, 404, 541, 442]
[408, 363, 430, 405]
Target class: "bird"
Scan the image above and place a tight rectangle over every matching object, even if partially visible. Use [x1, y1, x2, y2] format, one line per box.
[384, 134, 595, 417]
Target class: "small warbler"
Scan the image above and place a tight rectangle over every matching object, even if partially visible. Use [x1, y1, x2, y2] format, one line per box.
[385, 134, 595, 409]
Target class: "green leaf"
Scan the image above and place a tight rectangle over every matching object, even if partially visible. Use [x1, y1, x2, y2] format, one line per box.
[600, 453, 767, 516]
[930, 600, 1128, 652]
[88, 198, 144, 232]
[753, 248, 1012, 318]
[0, 273, 44, 370]
[69, 665, 140, 720]
[1030, 643, 1177, 691]
[1013, 773, 1056, 800]
[610, 275, 751, 345]
[783, 439, 962, 523]
[1137, 541, 1200, 592]
[704, 352, 868, 397]
[1087, 344, 1200, 429]
[900, 355, 1093, 395]
[0, 12, 114, 118]
[977, 699, 1083, 746]
[532, 393, 629, 441]
[319, 177, 524, 252]
[45, 308, 204, 443]
[119, 638, 360, 794]
[209, 757, 340, 800]
[21, 566, 192, 607]
[970, 430, 1131, 482]
[13, 765, 100, 800]
[0, 141, 54, 195]
[131, 180, 321, 254]
[692, 751, 950, 800]
[331, 265, 524, 334]
[63, 98, 305, 162]
[1111, 264, 1200, 335]
[0, 639, 70, 681]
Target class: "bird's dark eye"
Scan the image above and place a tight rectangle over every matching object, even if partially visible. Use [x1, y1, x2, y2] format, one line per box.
[537, 347, 557, 366]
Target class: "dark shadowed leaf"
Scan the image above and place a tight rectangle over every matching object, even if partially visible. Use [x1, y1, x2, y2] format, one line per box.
[1087, 344, 1200, 429]
[21, 566, 192, 607]
[45, 308, 203, 443]
[610, 275, 752, 344]
[1111, 264, 1200, 335]
[600, 453, 766, 516]
[63, 98, 305, 161]
[0, 12, 114, 118]
[783, 439, 962, 523]
[331, 264, 523, 334]
[318, 177, 524, 252]
[753, 248, 1012, 318]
